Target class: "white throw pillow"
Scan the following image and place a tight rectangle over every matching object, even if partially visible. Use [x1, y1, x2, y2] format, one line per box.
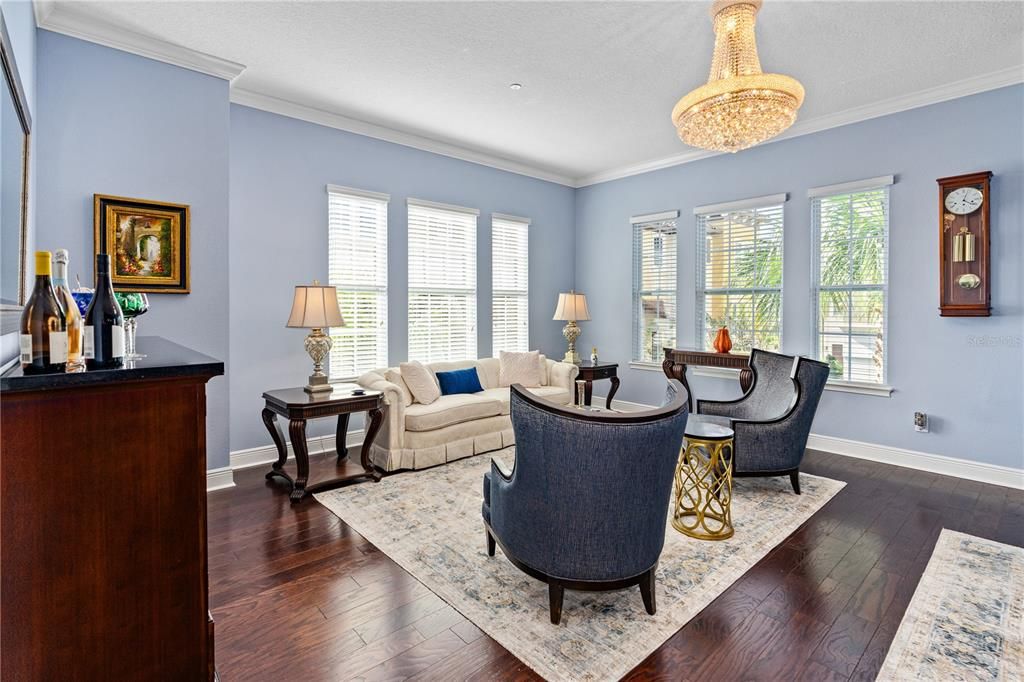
[384, 368, 414, 407]
[499, 351, 543, 388]
[400, 361, 441, 405]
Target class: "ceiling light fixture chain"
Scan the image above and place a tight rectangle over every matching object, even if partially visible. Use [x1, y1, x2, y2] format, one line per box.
[672, 0, 805, 153]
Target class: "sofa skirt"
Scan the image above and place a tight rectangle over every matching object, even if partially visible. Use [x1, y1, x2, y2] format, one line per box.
[368, 414, 516, 472]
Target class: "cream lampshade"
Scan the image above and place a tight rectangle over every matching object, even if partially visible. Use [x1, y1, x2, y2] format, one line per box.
[552, 290, 590, 364]
[287, 281, 344, 394]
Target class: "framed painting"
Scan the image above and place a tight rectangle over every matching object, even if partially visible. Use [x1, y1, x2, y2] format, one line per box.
[93, 194, 190, 293]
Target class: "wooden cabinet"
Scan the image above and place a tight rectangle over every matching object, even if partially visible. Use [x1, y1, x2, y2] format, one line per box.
[1, 337, 223, 679]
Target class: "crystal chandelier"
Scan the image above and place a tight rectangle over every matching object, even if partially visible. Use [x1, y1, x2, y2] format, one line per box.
[672, 0, 804, 153]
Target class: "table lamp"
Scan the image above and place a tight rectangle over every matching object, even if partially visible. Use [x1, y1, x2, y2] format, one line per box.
[287, 281, 344, 394]
[552, 290, 591, 364]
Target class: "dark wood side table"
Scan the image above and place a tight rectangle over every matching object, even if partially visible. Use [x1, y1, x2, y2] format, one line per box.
[576, 362, 620, 409]
[262, 385, 385, 502]
[662, 347, 752, 412]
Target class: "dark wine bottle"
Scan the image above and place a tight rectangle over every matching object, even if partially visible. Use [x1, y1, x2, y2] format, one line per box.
[83, 254, 125, 370]
[19, 251, 68, 374]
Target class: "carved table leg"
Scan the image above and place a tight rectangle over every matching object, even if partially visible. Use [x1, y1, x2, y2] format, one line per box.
[662, 359, 693, 413]
[262, 408, 288, 480]
[606, 376, 620, 410]
[360, 407, 385, 482]
[335, 413, 350, 461]
[288, 418, 310, 502]
[583, 379, 594, 407]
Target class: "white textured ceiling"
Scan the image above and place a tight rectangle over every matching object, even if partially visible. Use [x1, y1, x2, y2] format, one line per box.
[46, 1, 1024, 184]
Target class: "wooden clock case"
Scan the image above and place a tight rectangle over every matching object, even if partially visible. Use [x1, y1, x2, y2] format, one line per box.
[938, 171, 992, 317]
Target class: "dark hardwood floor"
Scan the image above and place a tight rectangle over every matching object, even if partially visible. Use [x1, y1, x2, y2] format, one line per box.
[208, 449, 1023, 681]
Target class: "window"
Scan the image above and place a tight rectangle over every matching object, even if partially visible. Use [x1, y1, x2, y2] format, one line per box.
[632, 211, 679, 363]
[696, 194, 786, 353]
[810, 176, 892, 384]
[407, 199, 478, 362]
[327, 184, 389, 379]
[492, 214, 530, 354]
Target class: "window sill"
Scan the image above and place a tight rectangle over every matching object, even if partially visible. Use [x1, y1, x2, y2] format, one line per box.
[824, 380, 893, 397]
[690, 367, 893, 397]
[628, 362, 664, 372]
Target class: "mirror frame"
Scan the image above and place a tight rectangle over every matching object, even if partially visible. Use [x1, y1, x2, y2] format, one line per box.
[0, 10, 31, 335]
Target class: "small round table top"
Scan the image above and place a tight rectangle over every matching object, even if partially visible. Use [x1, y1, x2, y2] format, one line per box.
[684, 416, 734, 441]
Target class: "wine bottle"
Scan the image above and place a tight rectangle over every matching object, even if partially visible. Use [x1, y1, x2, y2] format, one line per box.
[53, 249, 85, 371]
[19, 251, 68, 374]
[83, 254, 125, 370]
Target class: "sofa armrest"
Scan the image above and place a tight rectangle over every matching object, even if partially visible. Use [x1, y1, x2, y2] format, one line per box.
[357, 371, 405, 450]
[547, 360, 580, 392]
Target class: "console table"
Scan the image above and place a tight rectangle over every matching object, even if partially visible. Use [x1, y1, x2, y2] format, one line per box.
[662, 347, 752, 412]
[1, 337, 222, 680]
[262, 385, 384, 502]
[576, 361, 620, 409]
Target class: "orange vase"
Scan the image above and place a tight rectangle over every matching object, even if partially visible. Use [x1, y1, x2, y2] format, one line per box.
[713, 327, 733, 353]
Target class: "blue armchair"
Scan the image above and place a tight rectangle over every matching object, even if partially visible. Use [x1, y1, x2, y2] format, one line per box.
[482, 381, 688, 624]
[696, 349, 829, 494]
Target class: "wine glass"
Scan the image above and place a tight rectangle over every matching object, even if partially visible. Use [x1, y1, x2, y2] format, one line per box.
[114, 292, 150, 359]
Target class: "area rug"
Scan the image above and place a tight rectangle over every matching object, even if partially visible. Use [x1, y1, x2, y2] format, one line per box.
[316, 450, 844, 681]
[878, 529, 1023, 681]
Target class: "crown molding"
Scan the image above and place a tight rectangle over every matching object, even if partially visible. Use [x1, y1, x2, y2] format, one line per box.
[229, 88, 576, 187]
[575, 65, 1024, 187]
[34, 1, 245, 81]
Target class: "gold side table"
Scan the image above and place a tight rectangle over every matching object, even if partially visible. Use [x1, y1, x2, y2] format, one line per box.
[672, 418, 735, 540]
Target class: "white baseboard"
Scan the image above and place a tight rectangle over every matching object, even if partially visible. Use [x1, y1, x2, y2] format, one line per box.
[228, 429, 366, 472]
[596, 395, 1024, 491]
[805, 434, 1023, 491]
[206, 466, 235, 492]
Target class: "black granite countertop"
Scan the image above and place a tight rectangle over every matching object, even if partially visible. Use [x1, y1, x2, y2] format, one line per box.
[1, 336, 224, 393]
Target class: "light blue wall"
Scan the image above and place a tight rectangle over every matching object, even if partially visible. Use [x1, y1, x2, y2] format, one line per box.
[575, 85, 1024, 469]
[34, 31, 232, 467]
[229, 104, 576, 451]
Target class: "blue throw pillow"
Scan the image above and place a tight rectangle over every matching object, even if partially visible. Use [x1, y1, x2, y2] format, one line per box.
[436, 367, 484, 396]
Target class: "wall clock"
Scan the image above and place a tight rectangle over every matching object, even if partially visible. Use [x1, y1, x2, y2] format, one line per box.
[938, 171, 992, 317]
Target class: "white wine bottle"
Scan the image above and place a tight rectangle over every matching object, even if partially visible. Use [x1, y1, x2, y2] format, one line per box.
[19, 251, 68, 374]
[84, 254, 125, 370]
[53, 249, 84, 371]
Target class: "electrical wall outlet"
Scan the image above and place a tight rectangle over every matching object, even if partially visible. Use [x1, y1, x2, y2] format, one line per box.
[914, 412, 929, 433]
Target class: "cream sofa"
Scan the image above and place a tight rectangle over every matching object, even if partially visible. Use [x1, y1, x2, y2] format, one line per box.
[357, 357, 579, 472]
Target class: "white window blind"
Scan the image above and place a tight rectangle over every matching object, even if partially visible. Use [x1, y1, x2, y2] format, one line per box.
[632, 214, 678, 363]
[408, 199, 478, 362]
[810, 179, 891, 384]
[492, 214, 529, 354]
[327, 185, 389, 379]
[696, 198, 785, 353]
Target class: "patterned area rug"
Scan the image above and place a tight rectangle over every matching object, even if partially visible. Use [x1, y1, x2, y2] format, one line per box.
[878, 529, 1023, 681]
[316, 450, 844, 681]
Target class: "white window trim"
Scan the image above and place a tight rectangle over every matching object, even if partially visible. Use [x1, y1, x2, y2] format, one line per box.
[326, 185, 389, 381]
[807, 175, 894, 198]
[693, 193, 788, 216]
[631, 209, 679, 224]
[689, 366, 893, 397]
[632, 215, 679, 364]
[695, 195, 787, 353]
[491, 213, 530, 355]
[326, 184, 390, 202]
[407, 197, 480, 216]
[809, 178, 893, 387]
[628, 361, 665, 372]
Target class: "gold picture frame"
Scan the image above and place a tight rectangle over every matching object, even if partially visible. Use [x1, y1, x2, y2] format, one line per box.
[93, 194, 190, 294]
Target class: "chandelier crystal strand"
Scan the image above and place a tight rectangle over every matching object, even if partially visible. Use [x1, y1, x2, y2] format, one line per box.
[672, 0, 804, 153]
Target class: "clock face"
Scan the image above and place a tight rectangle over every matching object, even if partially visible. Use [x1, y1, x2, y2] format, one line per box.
[944, 187, 984, 214]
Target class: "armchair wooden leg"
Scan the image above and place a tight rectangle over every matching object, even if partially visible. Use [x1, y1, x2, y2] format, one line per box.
[549, 583, 564, 625]
[639, 565, 657, 615]
[790, 470, 801, 495]
[485, 527, 495, 557]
